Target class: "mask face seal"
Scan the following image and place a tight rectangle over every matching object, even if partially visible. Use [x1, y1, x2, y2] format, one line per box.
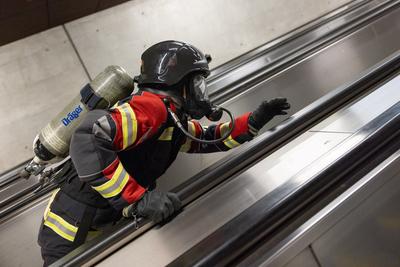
[164, 73, 235, 144]
[191, 74, 208, 102]
[184, 74, 213, 120]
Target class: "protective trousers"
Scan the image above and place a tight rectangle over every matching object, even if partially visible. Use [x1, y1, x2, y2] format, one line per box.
[37, 167, 120, 266]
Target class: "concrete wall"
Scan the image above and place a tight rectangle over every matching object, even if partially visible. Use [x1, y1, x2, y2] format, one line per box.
[0, 0, 351, 172]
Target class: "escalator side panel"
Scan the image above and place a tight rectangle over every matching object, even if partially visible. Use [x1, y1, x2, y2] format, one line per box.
[97, 73, 400, 266]
[311, 154, 400, 266]
[248, 148, 400, 267]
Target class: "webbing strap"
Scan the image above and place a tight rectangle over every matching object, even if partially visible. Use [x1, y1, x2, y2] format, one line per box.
[80, 83, 104, 110]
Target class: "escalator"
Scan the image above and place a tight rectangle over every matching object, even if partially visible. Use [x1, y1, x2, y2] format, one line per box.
[166, 69, 400, 267]
[57, 2, 400, 266]
[1, 0, 398, 210]
[242, 120, 400, 267]
[1, 1, 400, 266]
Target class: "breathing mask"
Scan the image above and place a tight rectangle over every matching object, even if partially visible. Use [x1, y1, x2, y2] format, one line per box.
[183, 74, 223, 121]
[164, 74, 236, 144]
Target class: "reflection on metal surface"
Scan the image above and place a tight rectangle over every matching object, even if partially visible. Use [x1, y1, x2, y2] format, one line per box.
[243, 149, 400, 267]
[283, 247, 319, 267]
[311, 74, 400, 132]
[160, 3, 400, 192]
[98, 74, 400, 266]
[98, 132, 352, 267]
[0, 176, 39, 207]
[167, 91, 400, 266]
[311, 153, 400, 266]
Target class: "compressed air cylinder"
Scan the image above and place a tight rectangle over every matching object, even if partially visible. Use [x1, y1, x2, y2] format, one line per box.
[34, 65, 134, 162]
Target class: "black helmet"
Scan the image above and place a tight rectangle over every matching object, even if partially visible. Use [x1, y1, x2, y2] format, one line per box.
[135, 40, 211, 87]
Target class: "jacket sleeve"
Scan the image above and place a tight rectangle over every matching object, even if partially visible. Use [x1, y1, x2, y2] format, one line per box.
[70, 95, 167, 211]
[180, 112, 254, 153]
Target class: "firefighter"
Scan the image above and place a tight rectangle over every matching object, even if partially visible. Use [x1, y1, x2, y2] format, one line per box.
[37, 40, 290, 266]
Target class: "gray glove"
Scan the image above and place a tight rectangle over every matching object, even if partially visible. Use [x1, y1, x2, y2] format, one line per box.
[123, 191, 182, 224]
[248, 97, 290, 133]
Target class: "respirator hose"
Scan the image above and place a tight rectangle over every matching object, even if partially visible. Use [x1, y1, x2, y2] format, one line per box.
[167, 106, 236, 144]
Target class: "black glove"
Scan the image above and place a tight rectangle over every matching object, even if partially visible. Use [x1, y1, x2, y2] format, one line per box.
[123, 191, 182, 224]
[249, 97, 290, 132]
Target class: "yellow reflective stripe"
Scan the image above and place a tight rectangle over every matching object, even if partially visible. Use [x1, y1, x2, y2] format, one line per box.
[47, 212, 78, 233]
[43, 188, 60, 220]
[42, 189, 78, 242]
[43, 189, 77, 241]
[120, 105, 128, 148]
[219, 122, 231, 137]
[158, 127, 174, 141]
[219, 121, 240, 148]
[223, 135, 241, 149]
[44, 211, 78, 242]
[116, 103, 138, 149]
[93, 163, 123, 192]
[44, 221, 74, 242]
[103, 173, 129, 198]
[126, 104, 137, 146]
[92, 162, 130, 198]
[188, 121, 196, 135]
[180, 122, 196, 152]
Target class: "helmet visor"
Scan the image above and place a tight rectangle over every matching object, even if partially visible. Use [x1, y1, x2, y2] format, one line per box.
[191, 75, 209, 103]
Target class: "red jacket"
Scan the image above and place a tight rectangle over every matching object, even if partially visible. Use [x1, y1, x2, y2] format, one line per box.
[70, 91, 253, 210]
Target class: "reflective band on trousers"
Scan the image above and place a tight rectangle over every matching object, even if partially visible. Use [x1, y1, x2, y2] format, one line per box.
[43, 188, 59, 220]
[180, 121, 196, 152]
[43, 189, 78, 242]
[92, 161, 129, 198]
[158, 127, 174, 141]
[44, 211, 78, 242]
[220, 122, 240, 149]
[116, 103, 138, 149]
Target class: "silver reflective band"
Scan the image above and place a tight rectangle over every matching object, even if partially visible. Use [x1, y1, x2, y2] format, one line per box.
[92, 162, 129, 198]
[44, 211, 78, 242]
[115, 103, 138, 149]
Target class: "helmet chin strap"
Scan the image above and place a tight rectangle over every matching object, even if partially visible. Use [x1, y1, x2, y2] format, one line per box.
[163, 99, 236, 144]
